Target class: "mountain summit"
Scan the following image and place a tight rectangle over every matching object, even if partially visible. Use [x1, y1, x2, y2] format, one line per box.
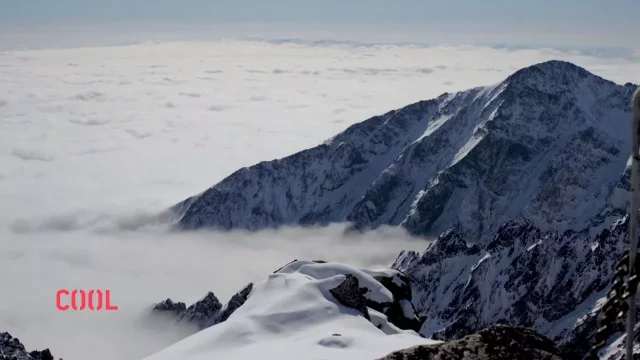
[171, 60, 636, 241]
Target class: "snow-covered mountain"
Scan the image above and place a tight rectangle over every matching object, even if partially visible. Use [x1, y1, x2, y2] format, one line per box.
[140, 217, 639, 360]
[144, 261, 439, 360]
[171, 60, 637, 242]
[392, 215, 638, 359]
[144, 216, 638, 359]
[143, 260, 567, 360]
[155, 61, 640, 359]
[157, 60, 640, 358]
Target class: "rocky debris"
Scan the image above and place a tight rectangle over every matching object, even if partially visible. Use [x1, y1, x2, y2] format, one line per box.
[376, 325, 566, 360]
[152, 283, 253, 330]
[329, 274, 371, 320]
[0, 333, 56, 360]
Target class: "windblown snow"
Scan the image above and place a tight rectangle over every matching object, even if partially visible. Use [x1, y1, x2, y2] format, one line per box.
[144, 262, 438, 360]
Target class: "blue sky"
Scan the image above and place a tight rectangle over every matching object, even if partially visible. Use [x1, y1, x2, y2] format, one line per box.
[1, 0, 638, 51]
[2, 0, 638, 28]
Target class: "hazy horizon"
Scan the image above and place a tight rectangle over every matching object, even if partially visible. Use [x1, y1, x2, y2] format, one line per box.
[2, 0, 640, 52]
[2, 22, 639, 54]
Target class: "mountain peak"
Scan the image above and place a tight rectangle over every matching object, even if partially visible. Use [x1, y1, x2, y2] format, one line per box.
[504, 60, 602, 88]
[531, 59, 585, 71]
[515, 59, 587, 74]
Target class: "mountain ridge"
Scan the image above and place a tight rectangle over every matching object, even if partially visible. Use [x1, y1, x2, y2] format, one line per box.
[143, 259, 574, 360]
[170, 60, 637, 242]
[148, 214, 639, 359]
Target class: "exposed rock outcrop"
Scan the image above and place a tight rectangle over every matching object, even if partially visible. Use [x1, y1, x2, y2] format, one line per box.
[152, 298, 186, 317]
[377, 325, 566, 360]
[152, 284, 253, 330]
[215, 283, 253, 324]
[275, 260, 424, 333]
[180, 292, 222, 328]
[329, 274, 371, 320]
[0, 333, 56, 360]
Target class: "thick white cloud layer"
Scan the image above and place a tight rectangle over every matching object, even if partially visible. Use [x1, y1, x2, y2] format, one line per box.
[2, 40, 639, 221]
[0, 223, 426, 360]
[1, 40, 639, 359]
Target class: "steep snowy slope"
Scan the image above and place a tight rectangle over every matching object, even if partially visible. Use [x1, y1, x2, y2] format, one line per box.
[144, 261, 439, 360]
[172, 60, 637, 241]
[391, 215, 637, 359]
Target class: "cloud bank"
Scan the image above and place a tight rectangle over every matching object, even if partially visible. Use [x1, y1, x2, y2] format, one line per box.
[1, 39, 639, 359]
[0, 222, 428, 360]
[2, 40, 639, 223]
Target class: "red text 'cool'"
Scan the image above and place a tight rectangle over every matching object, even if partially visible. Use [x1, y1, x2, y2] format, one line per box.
[56, 289, 119, 311]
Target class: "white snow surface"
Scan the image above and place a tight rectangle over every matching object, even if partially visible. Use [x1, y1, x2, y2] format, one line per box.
[144, 262, 438, 360]
[277, 260, 395, 304]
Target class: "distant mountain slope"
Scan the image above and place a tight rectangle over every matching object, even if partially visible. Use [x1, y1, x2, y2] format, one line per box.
[398, 216, 629, 336]
[390, 213, 640, 359]
[172, 60, 636, 241]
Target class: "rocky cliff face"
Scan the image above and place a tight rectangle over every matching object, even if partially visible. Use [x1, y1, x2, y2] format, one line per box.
[171, 60, 636, 242]
[153, 284, 253, 330]
[392, 215, 637, 358]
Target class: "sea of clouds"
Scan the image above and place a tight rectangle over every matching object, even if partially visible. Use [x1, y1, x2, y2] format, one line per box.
[1, 38, 640, 360]
[0, 222, 427, 360]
